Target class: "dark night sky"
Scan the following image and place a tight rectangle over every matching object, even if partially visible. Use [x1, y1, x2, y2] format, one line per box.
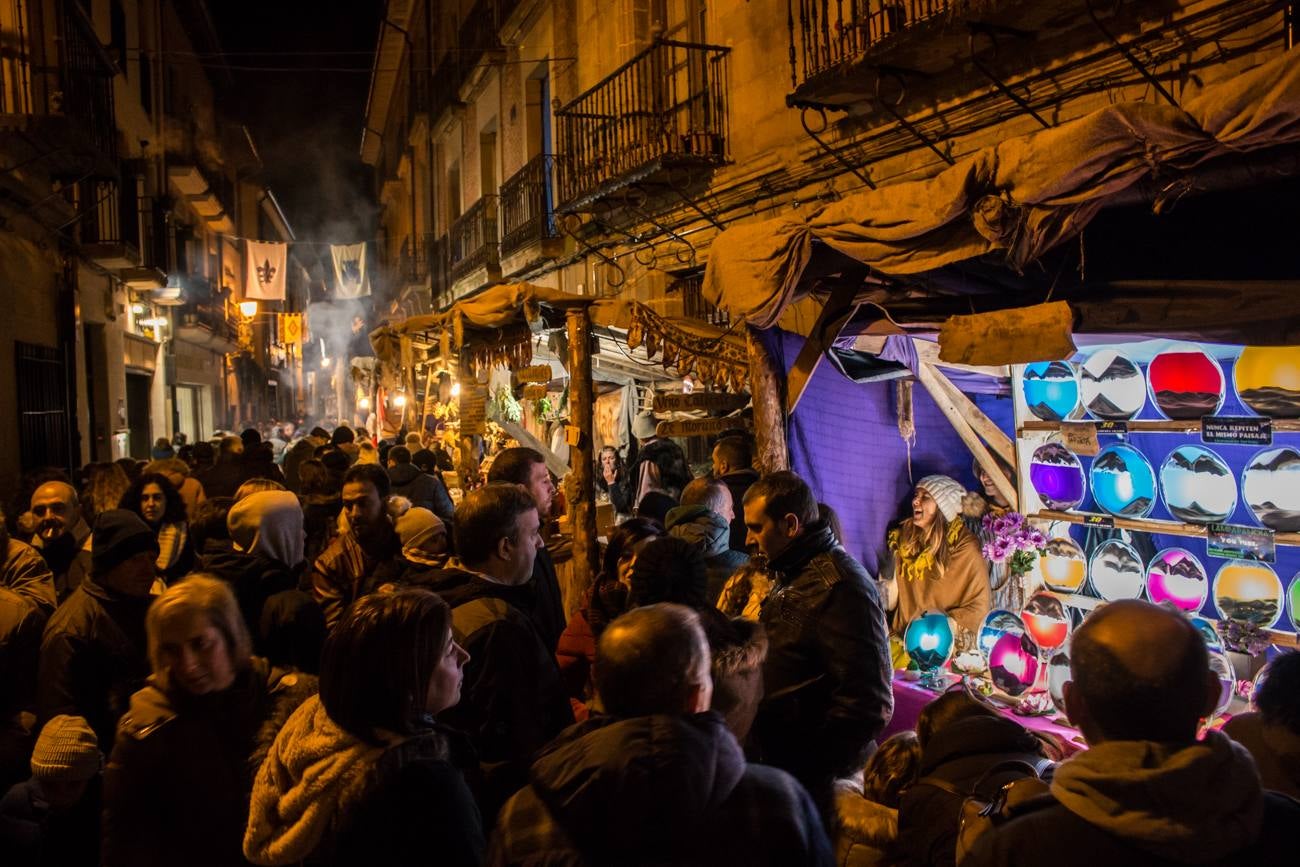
[208, 1, 384, 245]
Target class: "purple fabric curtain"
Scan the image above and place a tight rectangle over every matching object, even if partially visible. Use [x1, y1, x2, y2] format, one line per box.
[764, 328, 989, 574]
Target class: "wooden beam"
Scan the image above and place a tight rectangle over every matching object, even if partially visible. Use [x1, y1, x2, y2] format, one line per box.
[496, 420, 568, 479]
[785, 281, 861, 414]
[747, 326, 789, 473]
[566, 306, 600, 610]
[921, 360, 1017, 467]
[915, 360, 1019, 510]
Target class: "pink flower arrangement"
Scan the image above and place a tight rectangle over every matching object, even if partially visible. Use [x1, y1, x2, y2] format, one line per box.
[981, 511, 1046, 576]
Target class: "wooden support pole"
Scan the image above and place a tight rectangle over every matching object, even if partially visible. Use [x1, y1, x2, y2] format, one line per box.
[566, 306, 600, 600]
[747, 325, 789, 473]
[785, 281, 860, 414]
[915, 360, 1019, 510]
[921, 360, 1017, 467]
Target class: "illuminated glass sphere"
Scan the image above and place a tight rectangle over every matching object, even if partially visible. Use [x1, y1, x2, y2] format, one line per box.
[1208, 648, 1235, 722]
[904, 611, 955, 672]
[989, 631, 1040, 697]
[1047, 642, 1072, 717]
[1021, 592, 1071, 653]
[978, 609, 1024, 661]
[1038, 536, 1087, 593]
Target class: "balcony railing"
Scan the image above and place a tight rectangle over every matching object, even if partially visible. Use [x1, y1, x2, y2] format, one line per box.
[430, 234, 451, 303]
[449, 196, 500, 281]
[790, 1, 958, 84]
[399, 234, 429, 284]
[555, 39, 729, 209]
[500, 154, 559, 255]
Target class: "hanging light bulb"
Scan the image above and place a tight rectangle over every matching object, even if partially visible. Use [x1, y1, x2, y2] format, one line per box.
[393, 393, 407, 408]
[451, 382, 461, 398]
[239, 300, 258, 318]
[358, 396, 370, 410]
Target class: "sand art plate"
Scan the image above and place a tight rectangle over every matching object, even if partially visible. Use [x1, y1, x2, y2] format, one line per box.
[1090, 443, 1157, 519]
[1234, 346, 1300, 419]
[1080, 349, 1145, 420]
[1159, 445, 1236, 524]
[1213, 560, 1284, 629]
[1022, 361, 1082, 422]
[1147, 348, 1226, 420]
[1242, 446, 1300, 533]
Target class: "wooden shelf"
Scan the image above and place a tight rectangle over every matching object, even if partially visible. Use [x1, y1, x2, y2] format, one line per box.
[1020, 419, 1300, 435]
[1037, 592, 1300, 647]
[1033, 509, 1300, 547]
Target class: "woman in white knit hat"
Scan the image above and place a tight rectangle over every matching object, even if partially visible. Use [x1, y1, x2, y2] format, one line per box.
[881, 475, 991, 645]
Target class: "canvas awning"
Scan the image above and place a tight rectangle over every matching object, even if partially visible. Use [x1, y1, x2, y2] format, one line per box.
[703, 51, 1300, 339]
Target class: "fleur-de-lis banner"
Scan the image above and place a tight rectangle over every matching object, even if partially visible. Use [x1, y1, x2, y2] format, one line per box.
[244, 240, 287, 300]
[330, 242, 370, 298]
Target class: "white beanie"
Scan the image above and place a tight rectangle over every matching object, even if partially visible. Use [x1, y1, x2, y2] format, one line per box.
[916, 475, 965, 523]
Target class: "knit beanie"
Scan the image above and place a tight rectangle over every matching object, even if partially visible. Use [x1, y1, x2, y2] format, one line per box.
[916, 475, 965, 523]
[31, 715, 101, 782]
[92, 509, 160, 578]
[395, 507, 447, 566]
[229, 490, 306, 568]
[628, 535, 708, 609]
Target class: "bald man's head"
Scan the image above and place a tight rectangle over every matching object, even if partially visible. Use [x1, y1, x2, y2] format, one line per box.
[1066, 600, 1215, 744]
[594, 604, 712, 718]
[30, 481, 81, 543]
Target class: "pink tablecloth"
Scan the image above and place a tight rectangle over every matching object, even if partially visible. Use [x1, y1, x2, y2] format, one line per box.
[881, 672, 1088, 756]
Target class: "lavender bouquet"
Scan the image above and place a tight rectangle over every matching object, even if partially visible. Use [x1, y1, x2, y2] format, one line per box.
[981, 511, 1047, 578]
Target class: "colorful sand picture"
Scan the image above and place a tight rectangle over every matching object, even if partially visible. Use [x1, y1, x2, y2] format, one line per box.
[1147, 348, 1226, 420]
[1090, 443, 1157, 518]
[1039, 536, 1087, 593]
[1089, 539, 1145, 601]
[1080, 349, 1145, 420]
[1242, 446, 1300, 533]
[1022, 361, 1081, 422]
[1145, 548, 1209, 612]
[1021, 592, 1070, 652]
[1029, 443, 1086, 511]
[978, 609, 1024, 660]
[1213, 560, 1284, 628]
[1234, 346, 1300, 419]
[1159, 445, 1236, 524]
[1290, 572, 1300, 632]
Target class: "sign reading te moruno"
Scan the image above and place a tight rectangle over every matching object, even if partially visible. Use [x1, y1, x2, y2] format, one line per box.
[515, 365, 554, 384]
[652, 392, 747, 412]
[655, 417, 749, 438]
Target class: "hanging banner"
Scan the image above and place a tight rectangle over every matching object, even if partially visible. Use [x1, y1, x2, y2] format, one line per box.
[244, 240, 287, 300]
[280, 313, 303, 345]
[331, 243, 371, 298]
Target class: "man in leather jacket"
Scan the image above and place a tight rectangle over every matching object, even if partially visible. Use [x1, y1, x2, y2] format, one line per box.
[744, 471, 893, 820]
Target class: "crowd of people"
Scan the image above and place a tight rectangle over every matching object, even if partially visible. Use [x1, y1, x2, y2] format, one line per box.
[0, 419, 1297, 866]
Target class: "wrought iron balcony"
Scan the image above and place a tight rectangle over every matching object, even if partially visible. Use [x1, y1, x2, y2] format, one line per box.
[555, 39, 730, 210]
[500, 154, 560, 256]
[449, 196, 501, 282]
[0, 0, 118, 178]
[177, 299, 241, 354]
[789, 1, 959, 90]
[399, 234, 429, 284]
[430, 234, 451, 304]
[669, 272, 730, 328]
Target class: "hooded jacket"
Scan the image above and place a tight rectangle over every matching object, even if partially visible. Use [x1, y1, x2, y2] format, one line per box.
[101, 659, 316, 867]
[666, 504, 749, 604]
[487, 712, 833, 866]
[755, 521, 893, 801]
[964, 730, 1300, 867]
[243, 695, 481, 867]
[898, 714, 1047, 867]
[386, 463, 455, 525]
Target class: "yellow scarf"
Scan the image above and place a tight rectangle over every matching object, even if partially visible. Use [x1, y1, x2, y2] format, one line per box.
[888, 519, 965, 582]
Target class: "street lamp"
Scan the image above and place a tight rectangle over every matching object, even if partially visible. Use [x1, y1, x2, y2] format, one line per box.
[239, 300, 259, 318]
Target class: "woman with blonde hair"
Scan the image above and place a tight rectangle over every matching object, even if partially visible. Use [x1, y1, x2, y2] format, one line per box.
[102, 575, 316, 867]
[881, 475, 991, 642]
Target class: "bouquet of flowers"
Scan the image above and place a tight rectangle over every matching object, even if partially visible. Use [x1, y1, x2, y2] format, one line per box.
[981, 511, 1047, 578]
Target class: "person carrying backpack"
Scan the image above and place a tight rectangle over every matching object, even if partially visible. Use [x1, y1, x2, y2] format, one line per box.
[897, 690, 1050, 867]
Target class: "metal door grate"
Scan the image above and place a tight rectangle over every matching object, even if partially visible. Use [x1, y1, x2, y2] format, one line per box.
[15, 342, 70, 472]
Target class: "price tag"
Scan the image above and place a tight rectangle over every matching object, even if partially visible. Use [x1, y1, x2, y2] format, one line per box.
[1095, 421, 1128, 436]
[1082, 514, 1115, 528]
[1061, 422, 1099, 456]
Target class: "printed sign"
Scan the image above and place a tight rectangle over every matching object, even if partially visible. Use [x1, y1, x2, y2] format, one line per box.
[1095, 421, 1129, 436]
[652, 392, 748, 413]
[516, 365, 554, 384]
[458, 386, 488, 437]
[1061, 422, 1100, 457]
[1081, 514, 1115, 528]
[655, 417, 749, 438]
[522, 384, 548, 400]
[1206, 522, 1276, 563]
[1201, 416, 1273, 446]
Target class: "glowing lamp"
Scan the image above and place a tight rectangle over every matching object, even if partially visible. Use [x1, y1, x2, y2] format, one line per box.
[393, 393, 407, 408]
[451, 382, 461, 398]
[239, 300, 259, 318]
[903, 611, 955, 688]
[131, 303, 147, 315]
[988, 631, 1039, 697]
[320, 357, 332, 369]
[358, 397, 370, 410]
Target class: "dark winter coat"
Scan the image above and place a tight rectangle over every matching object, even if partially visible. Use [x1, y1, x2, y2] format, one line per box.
[720, 468, 759, 551]
[0, 776, 102, 867]
[35, 579, 152, 750]
[964, 731, 1300, 867]
[101, 658, 317, 867]
[523, 545, 565, 654]
[30, 520, 91, 604]
[666, 505, 750, 604]
[0, 589, 45, 787]
[755, 521, 893, 802]
[201, 547, 302, 653]
[487, 711, 834, 866]
[421, 565, 573, 820]
[198, 459, 254, 499]
[310, 526, 402, 629]
[386, 463, 456, 526]
[898, 714, 1047, 867]
[328, 727, 484, 867]
[301, 497, 342, 570]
